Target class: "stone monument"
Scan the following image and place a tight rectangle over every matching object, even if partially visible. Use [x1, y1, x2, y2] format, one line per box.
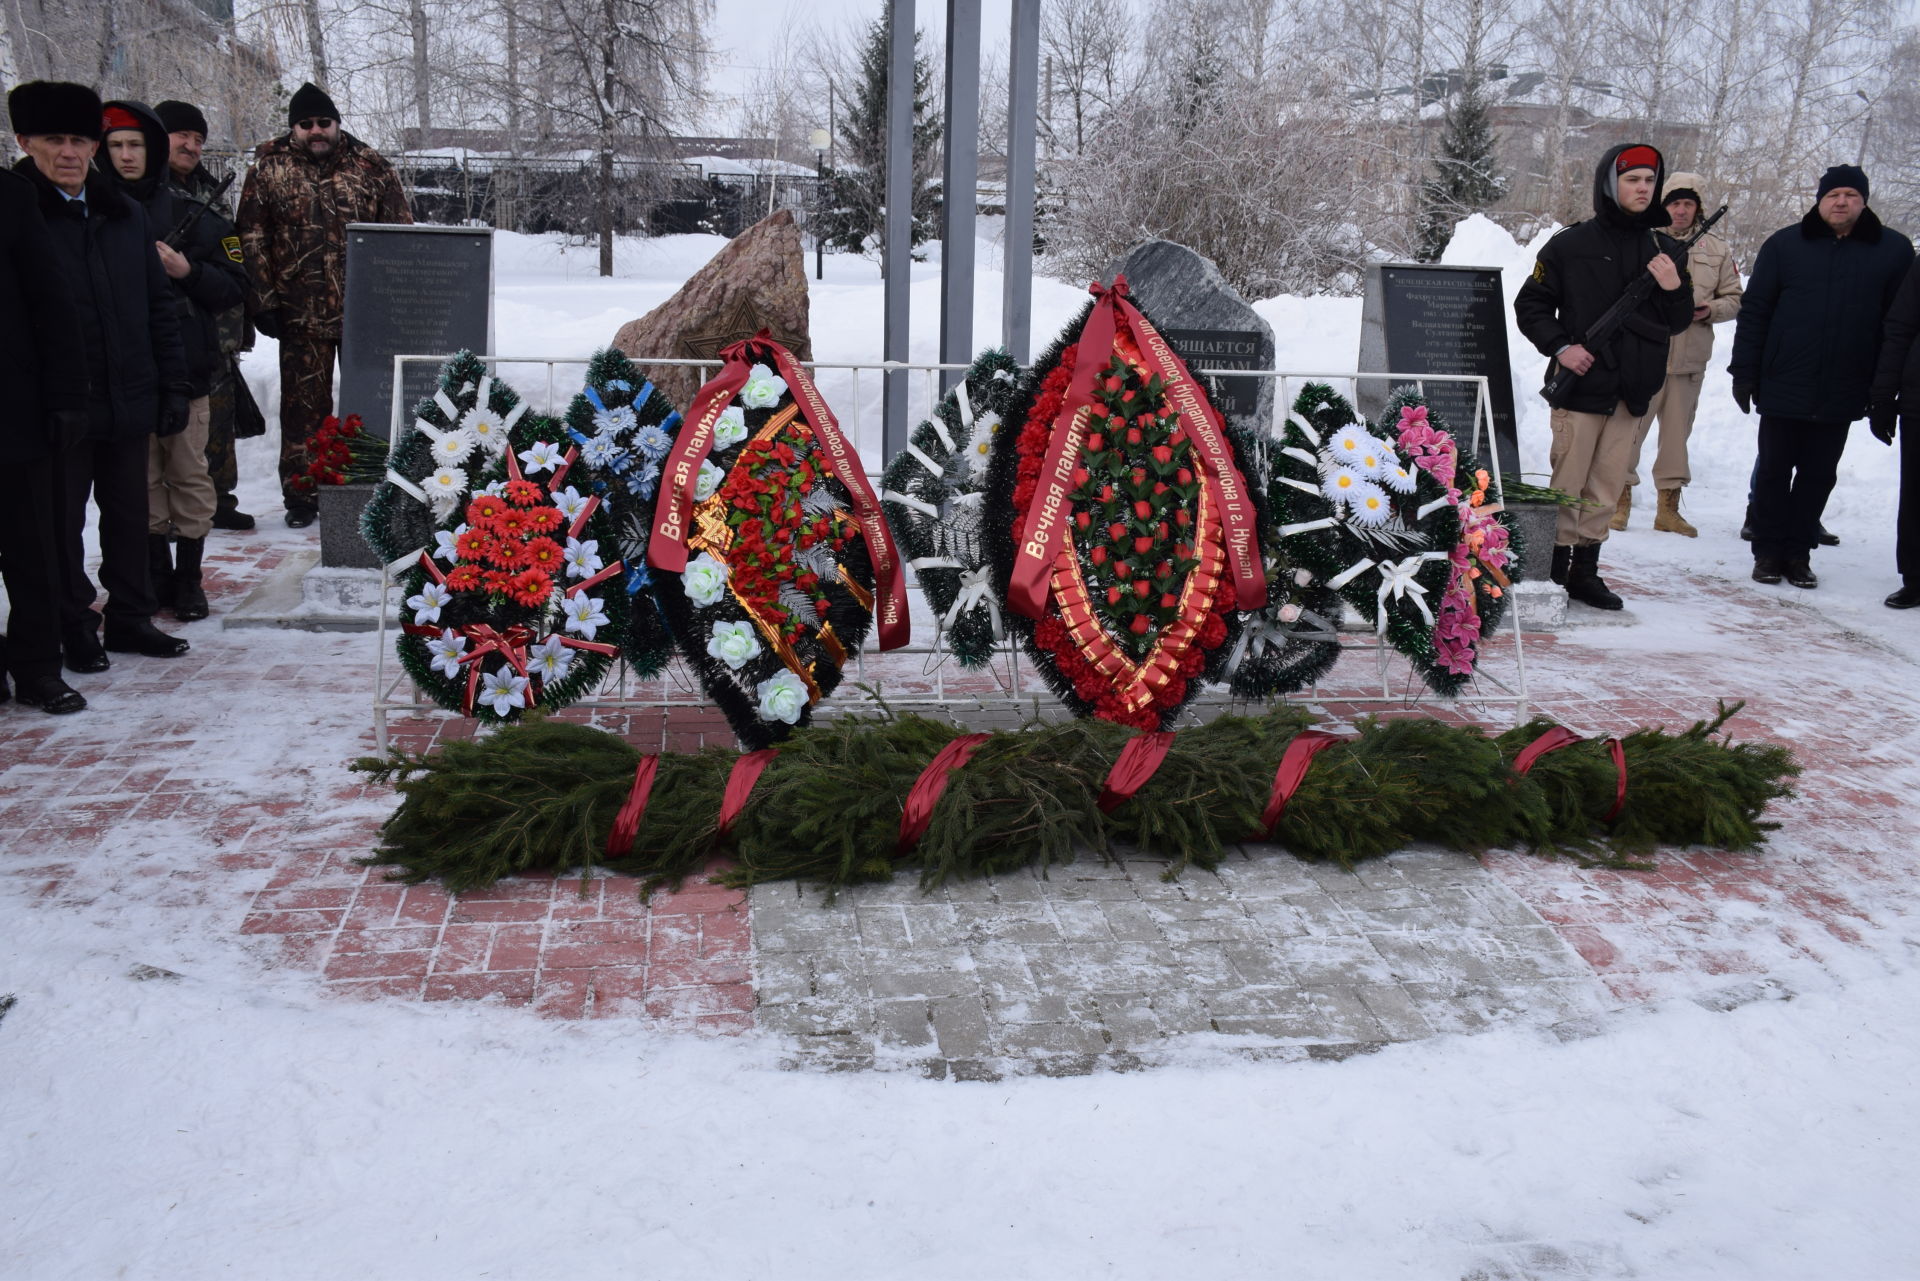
[338, 223, 494, 440]
[1358, 263, 1520, 478]
[612, 209, 813, 412]
[1107, 239, 1275, 433]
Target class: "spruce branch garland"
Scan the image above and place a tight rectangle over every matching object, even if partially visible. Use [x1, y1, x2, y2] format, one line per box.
[353, 701, 1799, 894]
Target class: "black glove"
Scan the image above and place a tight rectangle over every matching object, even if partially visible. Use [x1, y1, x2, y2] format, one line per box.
[252, 308, 284, 340]
[158, 391, 191, 438]
[1870, 404, 1898, 446]
[46, 408, 87, 450]
[1733, 382, 1754, 415]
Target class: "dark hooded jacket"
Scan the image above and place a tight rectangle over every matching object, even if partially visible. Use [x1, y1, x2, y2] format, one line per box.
[1514, 143, 1695, 416]
[1729, 203, 1913, 424]
[1869, 260, 1920, 424]
[103, 100, 246, 397]
[0, 168, 87, 460]
[12, 155, 187, 441]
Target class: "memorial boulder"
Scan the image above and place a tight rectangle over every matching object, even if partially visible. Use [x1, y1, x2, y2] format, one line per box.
[1106, 239, 1276, 432]
[612, 209, 813, 411]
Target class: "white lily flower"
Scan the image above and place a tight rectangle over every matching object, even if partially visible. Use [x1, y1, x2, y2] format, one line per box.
[528, 634, 575, 682]
[563, 536, 604, 580]
[562, 593, 609, 639]
[407, 579, 453, 624]
[433, 523, 467, 563]
[478, 667, 529, 716]
[518, 440, 563, 474]
[551, 486, 590, 522]
[426, 629, 466, 679]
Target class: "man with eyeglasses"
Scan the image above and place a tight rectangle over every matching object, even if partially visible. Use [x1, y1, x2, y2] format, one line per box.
[236, 82, 410, 528]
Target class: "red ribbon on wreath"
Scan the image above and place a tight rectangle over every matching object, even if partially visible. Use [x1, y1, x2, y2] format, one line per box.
[1098, 731, 1177, 813]
[456, 623, 535, 715]
[717, 749, 781, 840]
[896, 733, 993, 856]
[1254, 730, 1347, 841]
[606, 754, 660, 856]
[1511, 726, 1629, 823]
[1008, 277, 1266, 621]
[649, 331, 909, 650]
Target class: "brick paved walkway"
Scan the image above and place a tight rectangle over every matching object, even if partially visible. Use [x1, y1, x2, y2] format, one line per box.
[3, 533, 1912, 1076]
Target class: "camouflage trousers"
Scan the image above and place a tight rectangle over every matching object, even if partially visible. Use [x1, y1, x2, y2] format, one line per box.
[203, 362, 240, 514]
[278, 332, 339, 513]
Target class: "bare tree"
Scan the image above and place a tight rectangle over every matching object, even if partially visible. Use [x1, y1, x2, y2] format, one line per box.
[1039, 0, 1133, 156]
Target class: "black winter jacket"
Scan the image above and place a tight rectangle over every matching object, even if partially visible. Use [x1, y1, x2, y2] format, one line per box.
[0, 169, 87, 460]
[103, 100, 246, 397]
[1870, 261, 1920, 424]
[14, 157, 187, 442]
[1728, 206, 1914, 424]
[1514, 143, 1694, 416]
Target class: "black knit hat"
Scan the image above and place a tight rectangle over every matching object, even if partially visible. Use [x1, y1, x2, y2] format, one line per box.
[1664, 187, 1701, 208]
[7, 80, 104, 140]
[154, 99, 209, 137]
[1817, 164, 1869, 204]
[287, 82, 339, 129]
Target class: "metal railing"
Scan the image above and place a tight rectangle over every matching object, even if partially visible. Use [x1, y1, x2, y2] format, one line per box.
[370, 355, 1528, 750]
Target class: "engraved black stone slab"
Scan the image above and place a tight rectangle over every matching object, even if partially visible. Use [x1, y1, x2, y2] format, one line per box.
[1108, 239, 1276, 432]
[1358, 263, 1520, 475]
[338, 224, 493, 439]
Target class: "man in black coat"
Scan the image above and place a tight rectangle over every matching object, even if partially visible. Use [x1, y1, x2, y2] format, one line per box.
[103, 99, 245, 623]
[1729, 164, 1914, 589]
[1869, 261, 1920, 609]
[0, 167, 88, 713]
[9, 80, 192, 667]
[1515, 142, 1694, 610]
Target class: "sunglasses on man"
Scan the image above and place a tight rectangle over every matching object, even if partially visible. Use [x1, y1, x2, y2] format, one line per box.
[294, 117, 336, 130]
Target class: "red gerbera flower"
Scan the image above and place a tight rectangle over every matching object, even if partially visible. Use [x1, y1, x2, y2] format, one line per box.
[506, 569, 552, 608]
[445, 564, 483, 592]
[466, 495, 508, 524]
[455, 527, 497, 562]
[521, 537, 564, 572]
[522, 506, 564, 534]
[504, 479, 545, 507]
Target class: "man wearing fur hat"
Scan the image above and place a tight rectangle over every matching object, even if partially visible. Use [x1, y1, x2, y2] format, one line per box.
[156, 97, 257, 535]
[9, 80, 192, 669]
[1613, 173, 1742, 538]
[102, 99, 245, 624]
[1515, 143, 1695, 611]
[1729, 164, 1913, 589]
[236, 83, 410, 528]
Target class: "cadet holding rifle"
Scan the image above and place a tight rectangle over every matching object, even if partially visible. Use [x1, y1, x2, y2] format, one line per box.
[1515, 143, 1694, 611]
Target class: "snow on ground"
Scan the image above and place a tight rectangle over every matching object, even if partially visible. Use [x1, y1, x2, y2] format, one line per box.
[9, 225, 1920, 1279]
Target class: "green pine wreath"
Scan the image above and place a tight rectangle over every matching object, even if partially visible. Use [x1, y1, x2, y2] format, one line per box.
[879, 348, 1024, 669]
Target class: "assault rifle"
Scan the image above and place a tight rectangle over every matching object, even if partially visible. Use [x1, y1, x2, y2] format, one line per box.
[162, 171, 236, 251]
[1540, 203, 1729, 403]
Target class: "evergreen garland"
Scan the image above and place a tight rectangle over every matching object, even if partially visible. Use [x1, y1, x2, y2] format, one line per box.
[878, 349, 1024, 668]
[353, 702, 1799, 894]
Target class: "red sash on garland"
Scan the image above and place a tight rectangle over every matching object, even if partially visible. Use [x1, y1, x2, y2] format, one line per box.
[649, 331, 909, 651]
[1008, 277, 1266, 621]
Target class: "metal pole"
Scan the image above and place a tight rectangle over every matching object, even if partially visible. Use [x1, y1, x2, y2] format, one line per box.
[1003, 0, 1040, 365]
[882, 0, 915, 460]
[939, 0, 981, 394]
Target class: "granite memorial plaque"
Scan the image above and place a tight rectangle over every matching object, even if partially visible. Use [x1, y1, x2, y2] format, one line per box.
[1358, 263, 1520, 476]
[339, 224, 493, 439]
[1108, 239, 1276, 432]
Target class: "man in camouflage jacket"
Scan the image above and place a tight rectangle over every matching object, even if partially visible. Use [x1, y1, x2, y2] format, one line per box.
[236, 83, 410, 525]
